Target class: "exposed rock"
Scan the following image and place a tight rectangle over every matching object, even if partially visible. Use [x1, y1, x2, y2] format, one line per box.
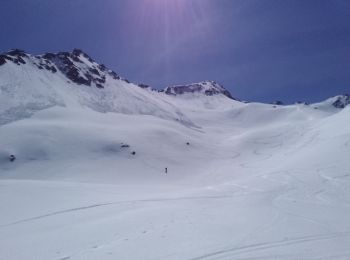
[7, 49, 27, 57]
[4, 55, 13, 62]
[1, 49, 238, 101]
[164, 81, 236, 100]
[89, 68, 100, 76]
[2, 49, 28, 65]
[332, 95, 350, 109]
[272, 101, 284, 105]
[0, 55, 6, 66]
[72, 49, 94, 63]
[138, 84, 150, 89]
[42, 50, 105, 87]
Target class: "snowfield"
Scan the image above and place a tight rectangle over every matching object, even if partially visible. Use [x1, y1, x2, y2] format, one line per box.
[1, 50, 350, 260]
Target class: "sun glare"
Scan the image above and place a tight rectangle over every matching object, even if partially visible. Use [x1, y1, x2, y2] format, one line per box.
[124, 0, 212, 40]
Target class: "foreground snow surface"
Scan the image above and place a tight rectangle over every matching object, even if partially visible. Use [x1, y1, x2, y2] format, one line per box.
[1, 99, 350, 259]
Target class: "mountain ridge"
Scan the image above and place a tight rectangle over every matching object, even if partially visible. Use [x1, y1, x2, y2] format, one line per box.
[0, 48, 349, 109]
[0, 49, 236, 100]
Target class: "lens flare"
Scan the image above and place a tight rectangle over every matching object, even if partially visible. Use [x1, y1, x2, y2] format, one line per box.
[123, 0, 213, 47]
[121, 0, 214, 78]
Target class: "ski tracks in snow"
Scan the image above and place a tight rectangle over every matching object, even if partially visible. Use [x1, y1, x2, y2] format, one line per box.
[0, 193, 271, 228]
[189, 231, 350, 260]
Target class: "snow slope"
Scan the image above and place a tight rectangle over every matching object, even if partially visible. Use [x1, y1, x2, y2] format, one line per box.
[0, 49, 192, 126]
[1, 49, 350, 260]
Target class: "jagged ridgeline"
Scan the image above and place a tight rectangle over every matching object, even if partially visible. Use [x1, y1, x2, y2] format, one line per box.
[0, 48, 243, 127]
[0, 49, 236, 98]
[0, 49, 124, 89]
[0, 48, 349, 110]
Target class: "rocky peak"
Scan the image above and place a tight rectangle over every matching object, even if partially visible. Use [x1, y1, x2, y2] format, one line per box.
[163, 81, 236, 100]
[6, 49, 28, 57]
[41, 49, 110, 88]
[0, 49, 28, 66]
[0, 48, 126, 89]
[332, 94, 350, 109]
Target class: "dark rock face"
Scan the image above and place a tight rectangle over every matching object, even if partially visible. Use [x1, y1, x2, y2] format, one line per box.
[1, 49, 28, 65]
[332, 95, 350, 109]
[137, 83, 159, 92]
[164, 81, 236, 100]
[35, 56, 57, 73]
[138, 84, 150, 89]
[89, 68, 100, 76]
[41, 49, 116, 88]
[0, 55, 6, 66]
[72, 49, 94, 63]
[136, 83, 161, 92]
[44, 51, 92, 85]
[7, 49, 27, 57]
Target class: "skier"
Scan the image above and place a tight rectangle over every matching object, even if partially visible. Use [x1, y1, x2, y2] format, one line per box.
[9, 155, 16, 162]
[165, 167, 168, 174]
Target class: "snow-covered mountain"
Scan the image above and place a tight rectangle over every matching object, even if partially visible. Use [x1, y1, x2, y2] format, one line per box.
[0, 49, 195, 126]
[1, 49, 350, 260]
[1, 49, 347, 125]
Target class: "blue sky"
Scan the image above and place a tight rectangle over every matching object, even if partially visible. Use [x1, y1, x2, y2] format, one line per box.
[0, 0, 349, 103]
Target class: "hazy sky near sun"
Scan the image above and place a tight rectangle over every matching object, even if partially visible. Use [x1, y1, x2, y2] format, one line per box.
[0, 0, 349, 103]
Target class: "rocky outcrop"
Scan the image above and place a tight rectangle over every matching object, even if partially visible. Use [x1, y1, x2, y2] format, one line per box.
[332, 95, 350, 109]
[163, 81, 236, 100]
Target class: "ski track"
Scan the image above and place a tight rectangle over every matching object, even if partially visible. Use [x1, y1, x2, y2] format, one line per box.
[0, 192, 274, 228]
[1, 57, 350, 260]
[189, 231, 350, 260]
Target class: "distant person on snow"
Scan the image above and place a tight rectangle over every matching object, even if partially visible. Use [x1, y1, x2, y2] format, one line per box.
[165, 167, 168, 174]
[9, 155, 16, 162]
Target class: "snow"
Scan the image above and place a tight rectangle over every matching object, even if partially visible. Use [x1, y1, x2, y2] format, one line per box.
[0, 53, 193, 126]
[1, 52, 350, 259]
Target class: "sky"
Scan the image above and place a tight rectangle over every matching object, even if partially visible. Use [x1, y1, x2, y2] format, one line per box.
[0, 0, 349, 103]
